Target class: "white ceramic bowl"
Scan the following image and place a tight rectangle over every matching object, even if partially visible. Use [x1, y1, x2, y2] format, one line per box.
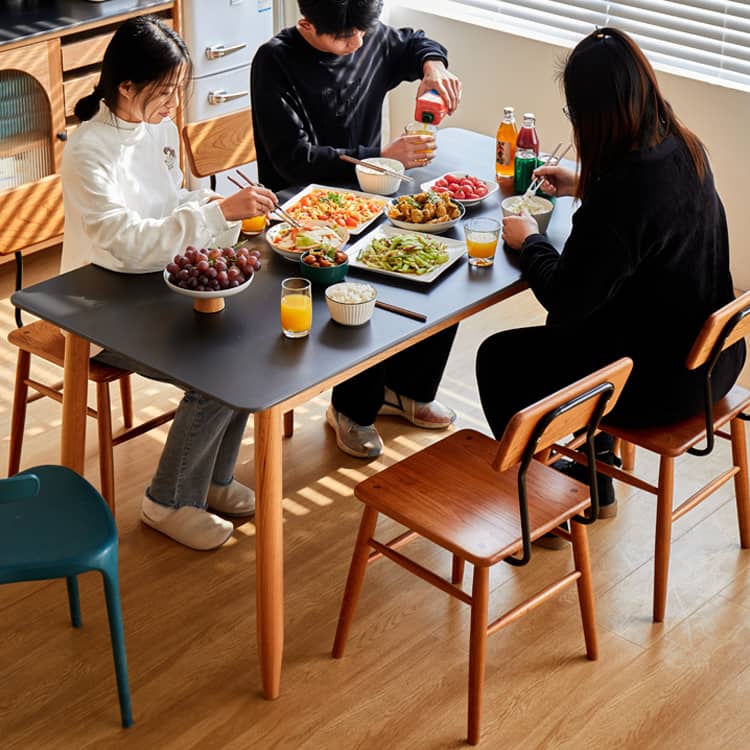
[501, 195, 555, 234]
[265, 220, 349, 262]
[355, 157, 405, 196]
[325, 282, 377, 326]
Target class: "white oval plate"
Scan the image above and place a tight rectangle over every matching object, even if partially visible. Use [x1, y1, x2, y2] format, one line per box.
[420, 172, 498, 207]
[386, 197, 465, 235]
[264, 220, 349, 262]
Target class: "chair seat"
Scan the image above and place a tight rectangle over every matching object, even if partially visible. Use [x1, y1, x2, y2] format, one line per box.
[0, 465, 117, 583]
[8, 320, 127, 383]
[355, 429, 590, 566]
[602, 385, 750, 457]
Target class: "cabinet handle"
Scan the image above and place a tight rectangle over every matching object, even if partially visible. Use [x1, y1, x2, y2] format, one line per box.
[205, 43, 247, 60]
[56, 131, 67, 142]
[207, 90, 248, 105]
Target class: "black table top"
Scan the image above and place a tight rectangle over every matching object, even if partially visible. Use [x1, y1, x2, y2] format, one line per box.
[12, 128, 574, 412]
[0, 0, 171, 46]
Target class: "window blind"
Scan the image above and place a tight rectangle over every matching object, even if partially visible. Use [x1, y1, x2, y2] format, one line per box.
[454, 1, 750, 88]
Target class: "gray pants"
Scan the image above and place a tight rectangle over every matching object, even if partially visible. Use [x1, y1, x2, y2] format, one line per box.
[93, 350, 249, 509]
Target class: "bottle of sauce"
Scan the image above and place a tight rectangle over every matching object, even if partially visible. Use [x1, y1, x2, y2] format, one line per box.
[414, 89, 448, 125]
[495, 106, 517, 180]
[514, 113, 540, 193]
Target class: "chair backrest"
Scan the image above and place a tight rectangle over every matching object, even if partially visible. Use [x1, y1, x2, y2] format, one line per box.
[493, 357, 633, 473]
[683, 290, 750, 456]
[686, 290, 750, 370]
[182, 108, 256, 179]
[0, 473, 40, 504]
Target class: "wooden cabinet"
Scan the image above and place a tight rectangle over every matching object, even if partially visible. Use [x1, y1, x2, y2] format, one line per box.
[0, 2, 178, 261]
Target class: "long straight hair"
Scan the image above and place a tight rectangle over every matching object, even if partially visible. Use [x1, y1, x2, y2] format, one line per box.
[563, 27, 707, 200]
[74, 16, 191, 122]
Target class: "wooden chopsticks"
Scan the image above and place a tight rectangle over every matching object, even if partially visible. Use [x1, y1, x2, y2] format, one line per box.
[339, 154, 415, 183]
[374, 300, 427, 322]
[228, 170, 302, 228]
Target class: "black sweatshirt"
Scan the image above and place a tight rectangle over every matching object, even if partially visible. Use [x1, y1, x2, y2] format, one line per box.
[250, 22, 447, 191]
[520, 135, 744, 421]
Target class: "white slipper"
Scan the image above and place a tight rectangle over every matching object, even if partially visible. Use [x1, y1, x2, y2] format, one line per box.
[142, 498, 233, 550]
[207, 479, 255, 517]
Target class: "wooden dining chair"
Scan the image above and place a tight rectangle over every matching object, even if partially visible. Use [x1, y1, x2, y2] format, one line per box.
[562, 291, 750, 623]
[333, 358, 633, 745]
[182, 108, 294, 437]
[8, 322, 177, 517]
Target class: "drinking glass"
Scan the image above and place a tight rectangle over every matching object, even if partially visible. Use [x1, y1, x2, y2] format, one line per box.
[465, 218, 501, 267]
[404, 121, 437, 158]
[280, 277, 312, 338]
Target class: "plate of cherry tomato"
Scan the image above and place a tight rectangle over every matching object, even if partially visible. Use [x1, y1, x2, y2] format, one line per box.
[420, 172, 498, 207]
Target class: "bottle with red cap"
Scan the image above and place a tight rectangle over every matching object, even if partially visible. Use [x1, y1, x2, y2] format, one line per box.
[513, 113, 540, 193]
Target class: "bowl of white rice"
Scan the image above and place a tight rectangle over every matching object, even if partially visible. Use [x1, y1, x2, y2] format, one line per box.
[325, 282, 377, 326]
[501, 195, 555, 234]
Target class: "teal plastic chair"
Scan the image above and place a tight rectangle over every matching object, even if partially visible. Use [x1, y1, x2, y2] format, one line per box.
[0, 465, 133, 727]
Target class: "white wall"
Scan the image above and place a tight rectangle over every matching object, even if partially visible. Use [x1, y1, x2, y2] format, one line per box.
[388, 7, 750, 290]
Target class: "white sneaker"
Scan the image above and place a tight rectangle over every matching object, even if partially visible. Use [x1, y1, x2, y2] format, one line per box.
[378, 387, 456, 429]
[141, 498, 233, 550]
[207, 479, 255, 517]
[326, 405, 384, 458]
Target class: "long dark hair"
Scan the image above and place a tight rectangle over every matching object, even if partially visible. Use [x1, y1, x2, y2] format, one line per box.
[74, 16, 191, 122]
[563, 27, 707, 199]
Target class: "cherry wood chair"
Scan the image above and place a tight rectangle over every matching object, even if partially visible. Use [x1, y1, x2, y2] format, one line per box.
[572, 291, 750, 623]
[333, 358, 633, 745]
[8, 321, 177, 517]
[182, 108, 294, 437]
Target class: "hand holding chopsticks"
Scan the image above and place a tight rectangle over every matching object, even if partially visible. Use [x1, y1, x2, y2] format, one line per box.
[227, 170, 303, 228]
[522, 143, 573, 200]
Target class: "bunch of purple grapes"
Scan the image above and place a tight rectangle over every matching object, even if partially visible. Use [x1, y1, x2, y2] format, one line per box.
[166, 245, 262, 292]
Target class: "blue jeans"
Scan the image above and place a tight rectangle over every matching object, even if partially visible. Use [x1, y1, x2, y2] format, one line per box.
[93, 350, 249, 509]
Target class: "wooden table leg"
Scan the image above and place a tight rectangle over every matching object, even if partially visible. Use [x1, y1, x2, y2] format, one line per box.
[61, 332, 90, 472]
[254, 405, 284, 699]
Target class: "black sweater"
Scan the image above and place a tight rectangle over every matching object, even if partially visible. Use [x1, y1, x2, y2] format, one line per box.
[520, 135, 744, 423]
[250, 23, 447, 191]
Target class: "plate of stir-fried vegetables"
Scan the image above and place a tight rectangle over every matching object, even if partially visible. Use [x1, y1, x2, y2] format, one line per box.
[347, 225, 466, 284]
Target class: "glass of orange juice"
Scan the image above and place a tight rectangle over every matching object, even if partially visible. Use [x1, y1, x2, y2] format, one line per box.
[404, 121, 437, 158]
[465, 217, 501, 268]
[280, 278, 312, 338]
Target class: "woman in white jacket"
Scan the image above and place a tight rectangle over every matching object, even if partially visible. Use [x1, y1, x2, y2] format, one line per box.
[61, 16, 276, 550]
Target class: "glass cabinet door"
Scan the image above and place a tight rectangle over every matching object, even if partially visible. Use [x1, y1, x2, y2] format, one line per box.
[0, 70, 54, 191]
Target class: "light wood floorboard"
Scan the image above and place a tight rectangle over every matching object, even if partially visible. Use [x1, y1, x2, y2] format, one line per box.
[1, 250, 750, 748]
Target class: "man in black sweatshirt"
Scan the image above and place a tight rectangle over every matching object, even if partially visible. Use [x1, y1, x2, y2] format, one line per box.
[251, 0, 461, 191]
[250, 0, 462, 459]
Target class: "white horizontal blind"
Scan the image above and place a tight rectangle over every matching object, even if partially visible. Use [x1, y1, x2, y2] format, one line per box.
[455, 1, 750, 88]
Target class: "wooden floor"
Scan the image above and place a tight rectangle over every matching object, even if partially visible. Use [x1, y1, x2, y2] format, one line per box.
[2, 250, 750, 749]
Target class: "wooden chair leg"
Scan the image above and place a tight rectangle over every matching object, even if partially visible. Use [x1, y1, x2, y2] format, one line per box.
[8, 349, 31, 476]
[119, 374, 134, 429]
[332, 506, 379, 658]
[96, 382, 116, 515]
[451, 554, 465, 585]
[467, 565, 489, 746]
[283, 409, 294, 438]
[730, 417, 750, 548]
[621, 440, 636, 471]
[570, 520, 598, 660]
[653, 456, 675, 623]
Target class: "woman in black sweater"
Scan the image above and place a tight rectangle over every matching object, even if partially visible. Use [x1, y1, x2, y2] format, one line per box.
[478, 28, 745, 513]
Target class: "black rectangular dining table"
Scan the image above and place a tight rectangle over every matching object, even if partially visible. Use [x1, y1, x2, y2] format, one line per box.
[11, 127, 574, 700]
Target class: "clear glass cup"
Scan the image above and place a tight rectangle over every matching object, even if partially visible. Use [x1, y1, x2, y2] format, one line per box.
[280, 277, 312, 338]
[465, 217, 501, 267]
[404, 121, 437, 158]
